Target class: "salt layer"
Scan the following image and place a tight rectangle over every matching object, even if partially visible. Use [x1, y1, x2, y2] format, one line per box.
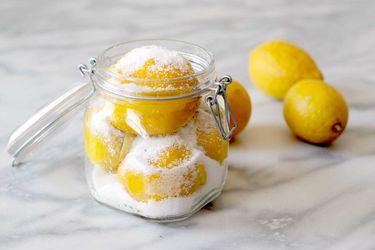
[120, 121, 197, 175]
[114, 45, 192, 76]
[91, 155, 227, 219]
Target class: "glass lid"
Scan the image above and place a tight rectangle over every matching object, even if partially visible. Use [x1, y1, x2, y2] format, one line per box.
[6, 81, 94, 166]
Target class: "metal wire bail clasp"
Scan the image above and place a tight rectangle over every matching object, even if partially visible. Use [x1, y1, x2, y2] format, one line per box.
[78, 57, 97, 82]
[78, 57, 97, 95]
[205, 75, 237, 141]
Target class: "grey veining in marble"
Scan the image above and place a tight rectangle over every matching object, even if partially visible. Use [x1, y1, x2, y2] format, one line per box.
[1, 0, 375, 249]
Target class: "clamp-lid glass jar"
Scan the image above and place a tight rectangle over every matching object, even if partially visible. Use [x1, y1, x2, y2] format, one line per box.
[7, 40, 236, 222]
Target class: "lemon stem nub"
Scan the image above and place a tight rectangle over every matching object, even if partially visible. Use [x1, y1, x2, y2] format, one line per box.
[332, 123, 343, 133]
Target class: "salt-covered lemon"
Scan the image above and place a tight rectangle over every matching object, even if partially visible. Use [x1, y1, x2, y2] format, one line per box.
[150, 144, 193, 169]
[195, 109, 228, 163]
[249, 40, 323, 99]
[84, 101, 135, 172]
[226, 80, 251, 139]
[117, 144, 206, 202]
[283, 79, 348, 144]
[109, 45, 200, 136]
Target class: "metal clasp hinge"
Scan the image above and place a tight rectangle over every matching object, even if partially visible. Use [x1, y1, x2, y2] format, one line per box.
[78, 58, 97, 82]
[205, 75, 237, 141]
[78, 57, 97, 95]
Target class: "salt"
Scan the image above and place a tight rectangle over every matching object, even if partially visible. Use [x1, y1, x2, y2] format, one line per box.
[91, 156, 226, 219]
[114, 45, 192, 76]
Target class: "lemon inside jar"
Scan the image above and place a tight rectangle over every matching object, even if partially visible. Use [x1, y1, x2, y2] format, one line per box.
[195, 108, 229, 163]
[108, 45, 200, 136]
[84, 100, 135, 172]
[117, 143, 207, 202]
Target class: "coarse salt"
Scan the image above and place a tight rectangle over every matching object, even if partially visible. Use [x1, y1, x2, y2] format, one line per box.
[114, 45, 192, 76]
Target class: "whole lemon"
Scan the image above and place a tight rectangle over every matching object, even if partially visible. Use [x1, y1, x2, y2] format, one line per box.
[109, 46, 200, 136]
[283, 79, 348, 144]
[249, 40, 323, 99]
[226, 80, 252, 139]
[118, 144, 206, 202]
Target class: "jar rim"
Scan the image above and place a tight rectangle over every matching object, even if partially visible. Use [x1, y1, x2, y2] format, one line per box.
[93, 39, 216, 100]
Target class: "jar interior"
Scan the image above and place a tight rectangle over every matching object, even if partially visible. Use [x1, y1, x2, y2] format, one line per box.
[83, 40, 228, 221]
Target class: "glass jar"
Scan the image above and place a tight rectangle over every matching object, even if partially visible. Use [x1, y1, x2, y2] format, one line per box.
[7, 40, 236, 222]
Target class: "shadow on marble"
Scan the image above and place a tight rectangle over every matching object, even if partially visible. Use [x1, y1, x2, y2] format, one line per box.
[231, 124, 298, 151]
[232, 120, 375, 158]
[328, 126, 375, 157]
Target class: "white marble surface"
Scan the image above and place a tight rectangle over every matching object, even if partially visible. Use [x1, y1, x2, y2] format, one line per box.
[1, 0, 375, 249]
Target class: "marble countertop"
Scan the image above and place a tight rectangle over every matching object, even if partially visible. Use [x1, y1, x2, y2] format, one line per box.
[1, 0, 375, 249]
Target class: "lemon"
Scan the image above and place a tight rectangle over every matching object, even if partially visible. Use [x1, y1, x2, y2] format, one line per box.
[150, 144, 192, 169]
[84, 103, 135, 172]
[283, 79, 348, 144]
[126, 58, 197, 89]
[110, 97, 200, 136]
[249, 40, 323, 99]
[195, 109, 229, 163]
[109, 46, 200, 136]
[226, 80, 252, 139]
[117, 144, 206, 202]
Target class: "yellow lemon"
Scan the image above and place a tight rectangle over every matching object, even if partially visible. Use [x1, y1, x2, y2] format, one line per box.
[195, 109, 229, 163]
[110, 46, 200, 136]
[117, 144, 206, 202]
[283, 79, 348, 144]
[150, 144, 193, 169]
[249, 40, 323, 99]
[84, 103, 135, 172]
[124, 58, 197, 88]
[226, 80, 252, 139]
[110, 97, 199, 136]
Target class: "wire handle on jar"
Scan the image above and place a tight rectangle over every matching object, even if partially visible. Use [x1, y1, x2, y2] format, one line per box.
[205, 75, 237, 141]
[78, 58, 97, 84]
